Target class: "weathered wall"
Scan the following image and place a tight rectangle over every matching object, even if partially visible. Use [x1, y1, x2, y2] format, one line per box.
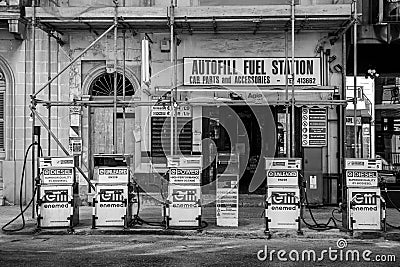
[0, 27, 71, 204]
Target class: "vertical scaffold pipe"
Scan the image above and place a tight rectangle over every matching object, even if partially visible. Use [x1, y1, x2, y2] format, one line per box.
[113, 1, 119, 154]
[31, 0, 36, 219]
[285, 30, 290, 158]
[353, 0, 358, 158]
[290, 0, 296, 157]
[170, 2, 175, 156]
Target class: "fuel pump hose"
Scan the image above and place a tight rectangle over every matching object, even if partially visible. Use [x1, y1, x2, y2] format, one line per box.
[2, 142, 42, 233]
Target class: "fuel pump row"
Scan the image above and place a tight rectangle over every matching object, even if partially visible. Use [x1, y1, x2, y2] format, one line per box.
[4, 152, 399, 237]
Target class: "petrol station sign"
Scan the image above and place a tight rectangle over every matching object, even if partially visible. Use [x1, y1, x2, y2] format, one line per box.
[183, 57, 321, 86]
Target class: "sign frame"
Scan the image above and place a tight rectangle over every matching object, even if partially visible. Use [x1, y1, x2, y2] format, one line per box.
[183, 57, 321, 87]
[301, 107, 327, 147]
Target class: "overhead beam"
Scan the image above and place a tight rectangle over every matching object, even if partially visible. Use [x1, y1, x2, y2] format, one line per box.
[25, 5, 352, 20]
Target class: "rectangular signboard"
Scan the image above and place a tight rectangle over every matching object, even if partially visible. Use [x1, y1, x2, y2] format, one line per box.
[266, 187, 300, 229]
[42, 167, 74, 185]
[183, 57, 321, 86]
[151, 105, 192, 117]
[301, 107, 327, 147]
[347, 188, 381, 230]
[96, 167, 129, 184]
[344, 158, 382, 170]
[265, 158, 302, 170]
[39, 157, 75, 168]
[168, 185, 201, 227]
[216, 175, 239, 227]
[345, 170, 378, 187]
[266, 170, 298, 187]
[169, 168, 201, 184]
[167, 155, 203, 168]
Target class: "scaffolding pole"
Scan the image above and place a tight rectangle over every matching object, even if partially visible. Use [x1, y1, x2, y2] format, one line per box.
[47, 32, 51, 156]
[290, 0, 295, 157]
[113, 1, 119, 154]
[285, 29, 289, 158]
[31, 0, 36, 218]
[122, 29, 126, 155]
[170, 2, 175, 156]
[353, 0, 358, 158]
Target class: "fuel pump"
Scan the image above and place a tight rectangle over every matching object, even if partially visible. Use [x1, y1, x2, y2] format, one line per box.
[344, 158, 386, 235]
[264, 158, 302, 238]
[164, 155, 203, 230]
[37, 156, 79, 230]
[92, 154, 136, 228]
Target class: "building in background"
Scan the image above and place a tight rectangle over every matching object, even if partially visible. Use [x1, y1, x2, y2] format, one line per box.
[0, 0, 355, 206]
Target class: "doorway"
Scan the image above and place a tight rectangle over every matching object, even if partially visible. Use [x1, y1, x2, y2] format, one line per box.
[88, 71, 136, 171]
[202, 105, 277, 194]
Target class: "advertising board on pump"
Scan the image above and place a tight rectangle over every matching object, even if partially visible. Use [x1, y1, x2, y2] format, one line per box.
[348, 188, 381, 230]
[95, 185, 128, 226]
[266, 187, 300, 229]
[168, 185, 201, 227]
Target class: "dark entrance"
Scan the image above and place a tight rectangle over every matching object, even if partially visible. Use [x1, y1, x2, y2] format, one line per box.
[202, 105, 277, 194]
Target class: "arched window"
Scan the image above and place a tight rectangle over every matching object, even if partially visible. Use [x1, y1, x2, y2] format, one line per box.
[90, 72, 135, 97]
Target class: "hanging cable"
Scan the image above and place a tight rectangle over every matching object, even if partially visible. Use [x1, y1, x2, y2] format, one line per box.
[300, 184, 340, 231]
[382, 182, 400, 229]
[2, 143, 42, 233]
[129, 173, 208, 230]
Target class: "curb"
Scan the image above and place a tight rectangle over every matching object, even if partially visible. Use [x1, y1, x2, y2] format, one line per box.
[4, 224, 400, 241]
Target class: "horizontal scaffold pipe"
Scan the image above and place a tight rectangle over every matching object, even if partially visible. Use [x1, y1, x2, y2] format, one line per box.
[36, 99, 347, 107]
[35, 17, 349, 24]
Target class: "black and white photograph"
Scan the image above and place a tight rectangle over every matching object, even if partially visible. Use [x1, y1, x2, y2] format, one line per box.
[0, 0, 400, 266]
